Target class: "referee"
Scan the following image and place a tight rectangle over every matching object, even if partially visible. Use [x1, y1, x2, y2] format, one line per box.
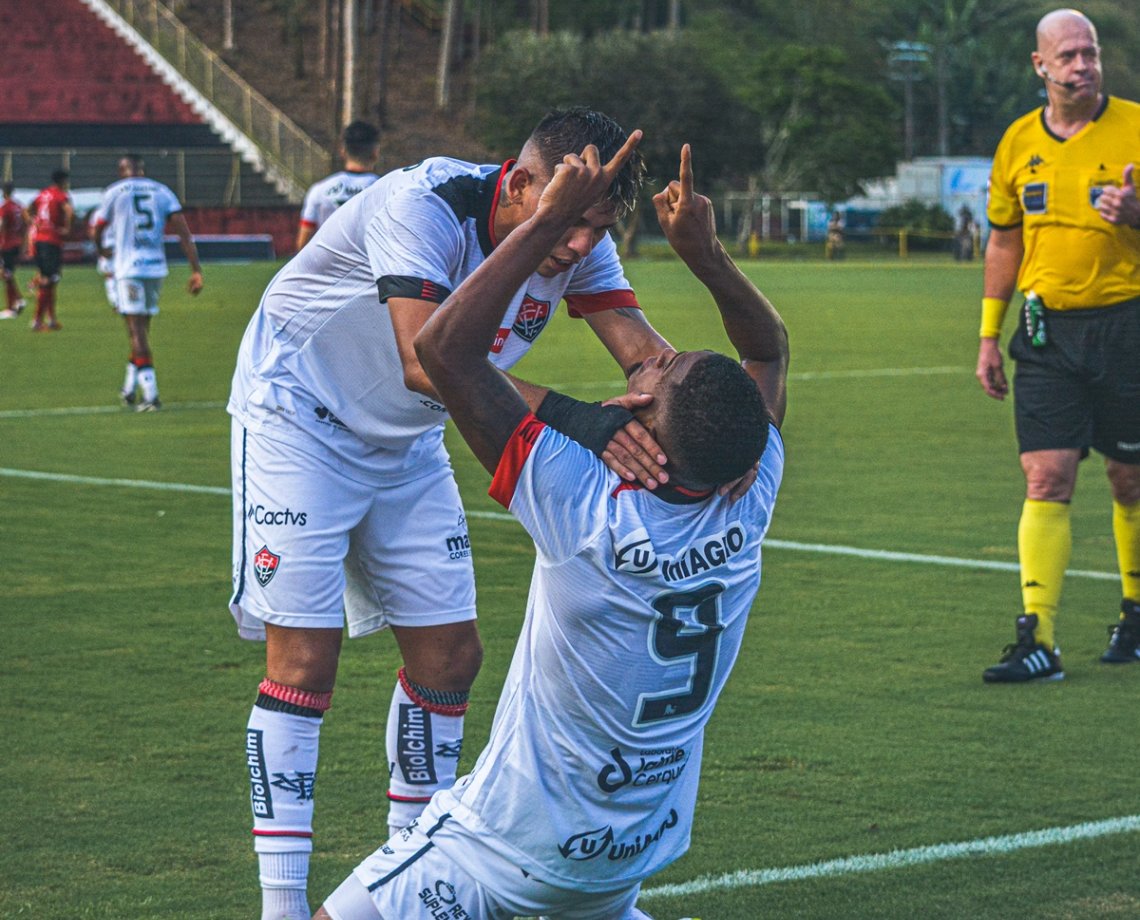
[976, 9, 1140, 682]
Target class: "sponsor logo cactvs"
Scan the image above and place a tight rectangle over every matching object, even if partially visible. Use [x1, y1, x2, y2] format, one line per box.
[614, 525, 746, 581]
[247, 504, 308, 527]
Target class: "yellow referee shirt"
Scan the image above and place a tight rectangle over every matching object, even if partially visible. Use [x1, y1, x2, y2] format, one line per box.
[987, 96, 1140, 309]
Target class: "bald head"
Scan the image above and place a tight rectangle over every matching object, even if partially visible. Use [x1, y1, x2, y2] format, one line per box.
[1032, 8, 1101, 105]
[1036, 9, 1097, 50]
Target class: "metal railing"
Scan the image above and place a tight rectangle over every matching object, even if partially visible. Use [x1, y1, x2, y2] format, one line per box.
[95, 0, 330, 201]
[1, 147, 290, 208]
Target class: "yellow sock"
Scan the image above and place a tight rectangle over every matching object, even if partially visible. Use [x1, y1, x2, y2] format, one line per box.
[1114, 499, 1140, 606]
[1018, 499, 1071, 649]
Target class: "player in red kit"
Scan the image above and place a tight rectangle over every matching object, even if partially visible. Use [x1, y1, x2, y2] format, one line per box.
[0, 182, 28, 318]
[27, 169, 74, 331]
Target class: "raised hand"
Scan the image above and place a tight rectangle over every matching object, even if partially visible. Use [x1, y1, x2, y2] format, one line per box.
[537, 129, 643, 222]
[652, 144, 719, 268]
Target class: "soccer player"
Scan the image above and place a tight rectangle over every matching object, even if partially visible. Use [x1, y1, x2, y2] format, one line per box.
[27, 169, 74, 331]
[92, 155, 204, 411]
[295, 120, 381, 251]
[228, 108, 687, 920]
[313, 140, 787, 920]
[0, 182, 28, 318]
[976, 9, 1140, 682]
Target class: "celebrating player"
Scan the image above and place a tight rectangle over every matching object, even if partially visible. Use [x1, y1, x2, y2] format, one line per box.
[228, 108, 681, 920]
[313, 142, 788, 919]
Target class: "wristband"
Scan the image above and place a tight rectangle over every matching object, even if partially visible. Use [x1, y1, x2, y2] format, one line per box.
[535, 390, 633, 457]
[980, 296, 1010, 338]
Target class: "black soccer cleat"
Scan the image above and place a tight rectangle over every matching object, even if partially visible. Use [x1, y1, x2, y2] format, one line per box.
[1100, 600, 1140, 664]
[120, 389, 137, 407]
[983, 614, 1064, 683]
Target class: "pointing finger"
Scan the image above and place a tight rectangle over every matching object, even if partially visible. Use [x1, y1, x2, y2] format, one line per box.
[678, 144, 693, 204]
[602, 129, 643, 183]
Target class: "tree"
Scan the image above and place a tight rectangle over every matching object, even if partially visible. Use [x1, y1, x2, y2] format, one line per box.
[473, 28, 753, 252]
[688, 13, 899, 203]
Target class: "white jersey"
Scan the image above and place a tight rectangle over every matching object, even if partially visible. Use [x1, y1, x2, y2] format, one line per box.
[441, 416, 785, 892]
[229, 157, 638, 461]
[96, 177, 183, 280]
[298, 169, 380, 230]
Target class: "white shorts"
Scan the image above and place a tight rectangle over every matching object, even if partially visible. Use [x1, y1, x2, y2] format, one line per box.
[115, 277, 162, 315]
[323, 788, 643, 920]
[229, 421, 477, 640]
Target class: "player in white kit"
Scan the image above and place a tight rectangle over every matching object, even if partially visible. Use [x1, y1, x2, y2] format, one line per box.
[313, 141, 789, 919]
[296, 121, 381, 251]
[92, 155, 204, 411]
[229, 109, 680, 920]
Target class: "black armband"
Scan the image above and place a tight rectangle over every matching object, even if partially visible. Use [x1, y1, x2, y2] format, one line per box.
[535, 390, 633, 457]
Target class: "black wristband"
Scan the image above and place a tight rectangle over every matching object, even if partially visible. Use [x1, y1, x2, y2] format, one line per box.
[535, 390, 633, 457]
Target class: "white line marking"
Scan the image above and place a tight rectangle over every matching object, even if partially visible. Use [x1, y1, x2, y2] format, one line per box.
[640, 814, 1140, 899]
[0, 468, 1118, 582]
[0, 400, 226, 419]
[0, 367, 967, 418]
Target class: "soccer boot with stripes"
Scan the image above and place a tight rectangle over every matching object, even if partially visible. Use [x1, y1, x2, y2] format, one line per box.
[982, 614, 1064, 683]
[1100, 599, 1140, 664]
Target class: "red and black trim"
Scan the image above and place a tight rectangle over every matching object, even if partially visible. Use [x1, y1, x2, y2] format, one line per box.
[565, 288, 640, 318]
[376, 275, 453, 304]
[489, 413, 546, 509]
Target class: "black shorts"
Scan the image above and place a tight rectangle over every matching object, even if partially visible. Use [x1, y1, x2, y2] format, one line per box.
[1, 247, 18, 273]
[1010, 296, 1140, 464]
[33, 242, 63, 281]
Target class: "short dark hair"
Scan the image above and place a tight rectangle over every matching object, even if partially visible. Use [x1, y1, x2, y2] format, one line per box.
[122, 153, 146, 172]
[51, 169, 70, 185]
[664, 353, 769, 488]
[342, 121, 380, 160]
[2, 182, 13, 197]
[526, 108, 645, 219]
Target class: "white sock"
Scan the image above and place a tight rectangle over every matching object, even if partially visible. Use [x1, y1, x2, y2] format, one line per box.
[247, 698, 324, 917]
[258, 851, 310, 920]
[385, 672, 466, 832]
[122, 362, 138, 397]
[137, 365, 158, 402]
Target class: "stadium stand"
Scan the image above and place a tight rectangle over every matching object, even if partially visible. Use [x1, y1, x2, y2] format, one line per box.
[0, 0, 299, 256]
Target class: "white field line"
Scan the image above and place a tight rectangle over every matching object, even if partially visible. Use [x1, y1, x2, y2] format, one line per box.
[0, 467, 1117, 582]
[640, 814, 1140, 900]
[0, 366, 967, 419]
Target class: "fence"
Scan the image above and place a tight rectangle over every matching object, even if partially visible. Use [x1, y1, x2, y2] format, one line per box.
[2, 148, 289, 208]
[93, 0, 330, 201]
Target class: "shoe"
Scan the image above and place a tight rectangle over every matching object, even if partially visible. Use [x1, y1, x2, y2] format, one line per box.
[0, 309, 15, 319]
[13, 300, 25, 315]
[47, 322, 62, 331]
[30, 321, 45, 331]
[136, 398, 161, 412]
[120, 389, 137, 407]
[982, 614, 1064, 683]
[1100, 600, 1140, 664]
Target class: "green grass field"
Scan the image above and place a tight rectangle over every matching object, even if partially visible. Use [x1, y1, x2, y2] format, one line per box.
[3, 255, 1137, 919]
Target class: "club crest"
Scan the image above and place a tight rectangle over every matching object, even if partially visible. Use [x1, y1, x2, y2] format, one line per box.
[253, 545, 281, 587]
[511, 295, 551, 343]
